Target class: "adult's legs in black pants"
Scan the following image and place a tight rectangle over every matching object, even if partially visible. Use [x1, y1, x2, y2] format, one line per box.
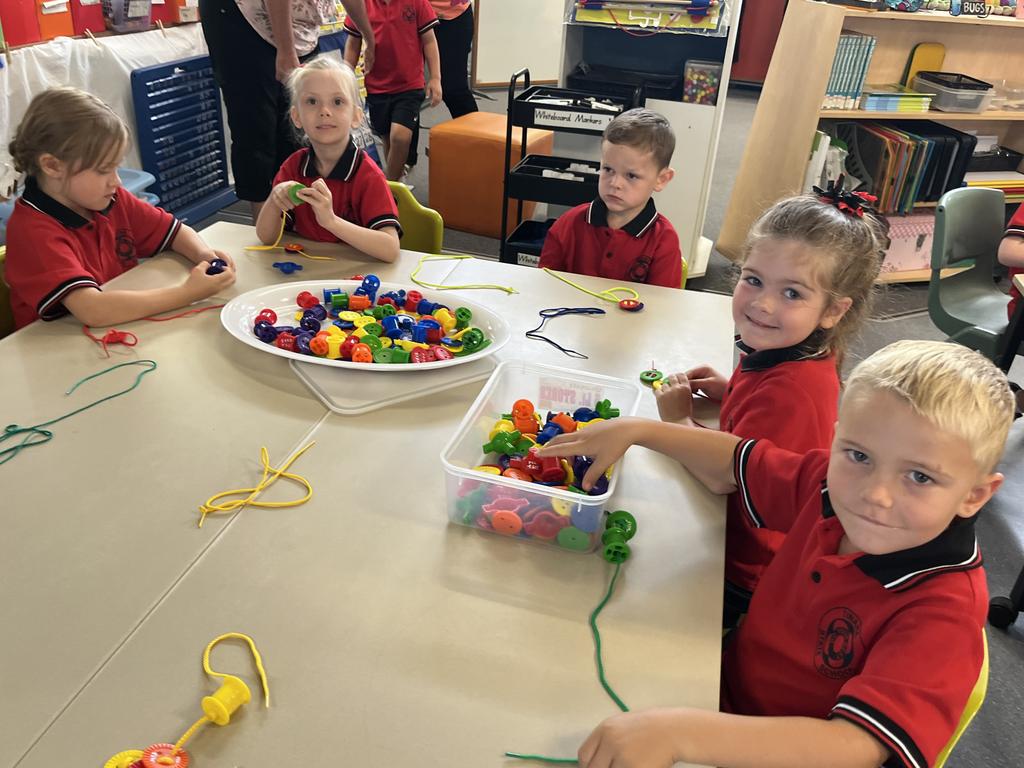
[200, 0, 315, 218]
[436, 5, 479, 118]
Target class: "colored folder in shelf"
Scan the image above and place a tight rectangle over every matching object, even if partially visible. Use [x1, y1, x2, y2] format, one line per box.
[859, 84, 933, 113]
[964, 171, 1024, 203]
[832, 120, 976, 214]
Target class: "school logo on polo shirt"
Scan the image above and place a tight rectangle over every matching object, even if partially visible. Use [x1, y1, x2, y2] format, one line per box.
[627, 255, 652, 283]
[403, 4, 415, 22]
[115, 228, 137, 262]
[815, 608, 864, 679]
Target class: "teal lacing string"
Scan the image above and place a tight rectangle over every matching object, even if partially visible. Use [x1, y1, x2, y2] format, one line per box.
[0, 360, 158, 466]
[505, 561, 628, 764]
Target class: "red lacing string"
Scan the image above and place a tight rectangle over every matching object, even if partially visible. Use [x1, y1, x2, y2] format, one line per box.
[82, 325, 138, 357]
[82, 304, 225, 357]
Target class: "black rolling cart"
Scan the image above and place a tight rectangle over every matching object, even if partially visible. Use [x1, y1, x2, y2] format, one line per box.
[499, 68, 634, 266]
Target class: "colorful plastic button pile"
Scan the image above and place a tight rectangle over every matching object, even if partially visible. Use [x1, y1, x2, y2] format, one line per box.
[250, 276, 490, 364]
[455, 397, 622, 550]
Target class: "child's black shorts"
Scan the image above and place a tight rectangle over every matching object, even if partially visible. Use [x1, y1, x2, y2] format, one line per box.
[366, 90, 425, 138]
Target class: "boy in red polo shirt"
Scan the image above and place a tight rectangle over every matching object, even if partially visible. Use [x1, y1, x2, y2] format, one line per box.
[540, 340, 1012, 768]
[343, 0, 441, 182]
[5, 88, 236, 330]
[539, 108, 682, 289]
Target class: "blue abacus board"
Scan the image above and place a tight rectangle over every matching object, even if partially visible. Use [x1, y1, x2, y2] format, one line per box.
[130, 55, 237, 223]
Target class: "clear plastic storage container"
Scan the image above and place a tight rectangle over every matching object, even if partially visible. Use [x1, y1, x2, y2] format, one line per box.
[683, 59, 723, 106]
[440, 360, 642, 552]
[912, 71, 995, 113]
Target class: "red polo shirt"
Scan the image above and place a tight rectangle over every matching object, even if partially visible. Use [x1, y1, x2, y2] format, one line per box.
[1003, 202, 1024, 319]
[723, 336, 840, 594]
[539, 198, 682, 289]
[274, 140, 402, 243]
[724, 439, 988, 768]
[344, 0, 439, 94]
[5, 176, 181, 329]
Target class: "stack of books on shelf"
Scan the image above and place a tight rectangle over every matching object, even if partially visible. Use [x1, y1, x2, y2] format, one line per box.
[859, 84, 933, 113]
[822, 31, 877, 110]
[964, 171, 1024, 204]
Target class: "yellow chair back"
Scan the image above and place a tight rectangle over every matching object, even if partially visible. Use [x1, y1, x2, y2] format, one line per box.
[934, 629, 989, 768]
[388, 181, 444, 254]
[0, 246, 14, 339]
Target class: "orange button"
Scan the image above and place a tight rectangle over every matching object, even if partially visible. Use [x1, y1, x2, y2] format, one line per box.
[491, 510, 523, 535]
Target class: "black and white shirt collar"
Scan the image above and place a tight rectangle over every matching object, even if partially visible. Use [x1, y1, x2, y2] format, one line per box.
[737, 330, 828, 372]
[299, 137, 362, 182]
[20, 175, 105, 229]
[820, 488, 983, 592]
[586, 196, 659, 238]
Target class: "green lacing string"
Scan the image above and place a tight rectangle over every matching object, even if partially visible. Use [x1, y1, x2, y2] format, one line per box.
[0, 360, 158, 466]
[505, 561, 628, 764]
[590, 561, 629, 713]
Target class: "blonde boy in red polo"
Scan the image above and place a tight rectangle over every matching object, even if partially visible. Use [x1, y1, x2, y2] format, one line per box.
[539, 340, 1011, 768]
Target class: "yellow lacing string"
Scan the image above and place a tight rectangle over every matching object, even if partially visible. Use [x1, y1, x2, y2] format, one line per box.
[542, 267, 640, 304]
[411, 253, 518, 294]
[163, 633, 271, 762]
[197, 442, 315, 528]
[203, 632, 271, 708]
[170, 715, 208, 756]
[244, 212, 335, 261]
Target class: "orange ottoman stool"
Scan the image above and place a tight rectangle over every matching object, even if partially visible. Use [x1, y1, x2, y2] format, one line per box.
[429, 112, 553, 239]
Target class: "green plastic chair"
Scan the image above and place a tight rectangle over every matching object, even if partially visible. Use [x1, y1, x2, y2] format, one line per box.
[928, 187, 1009, 362]
[0, 246, 14, 339]
[388, 181, 444, 254]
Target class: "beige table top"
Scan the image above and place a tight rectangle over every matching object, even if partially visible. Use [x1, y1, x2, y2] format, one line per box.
[0, 223, 457, 766]
[5, 229, 733, 768]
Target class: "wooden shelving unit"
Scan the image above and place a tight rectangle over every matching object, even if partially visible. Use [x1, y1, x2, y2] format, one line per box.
[717, 0, 1024, 282]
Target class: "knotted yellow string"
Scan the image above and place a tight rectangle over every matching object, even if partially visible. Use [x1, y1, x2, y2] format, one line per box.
[411, 253, 518, 294]
[542, 267, 640, 303]
[197, 442, 315, 528]
[244, 212, 334, 261]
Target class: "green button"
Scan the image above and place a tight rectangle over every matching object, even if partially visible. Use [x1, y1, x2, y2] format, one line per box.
[557, 527, 592, 552]
[288, 183, 306, 205]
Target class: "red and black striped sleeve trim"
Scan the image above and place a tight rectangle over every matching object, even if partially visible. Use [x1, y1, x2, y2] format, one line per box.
[1005, 225, 1024, 238]
[148, 218, 182, 257]
[37, 276, 100, 320]
[732, 438, 764, 528]
[418, 17, 440, 34]
[366, 213, 403, 238]
[343, 19, 362, 37]
[830, 696, 926, 768]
